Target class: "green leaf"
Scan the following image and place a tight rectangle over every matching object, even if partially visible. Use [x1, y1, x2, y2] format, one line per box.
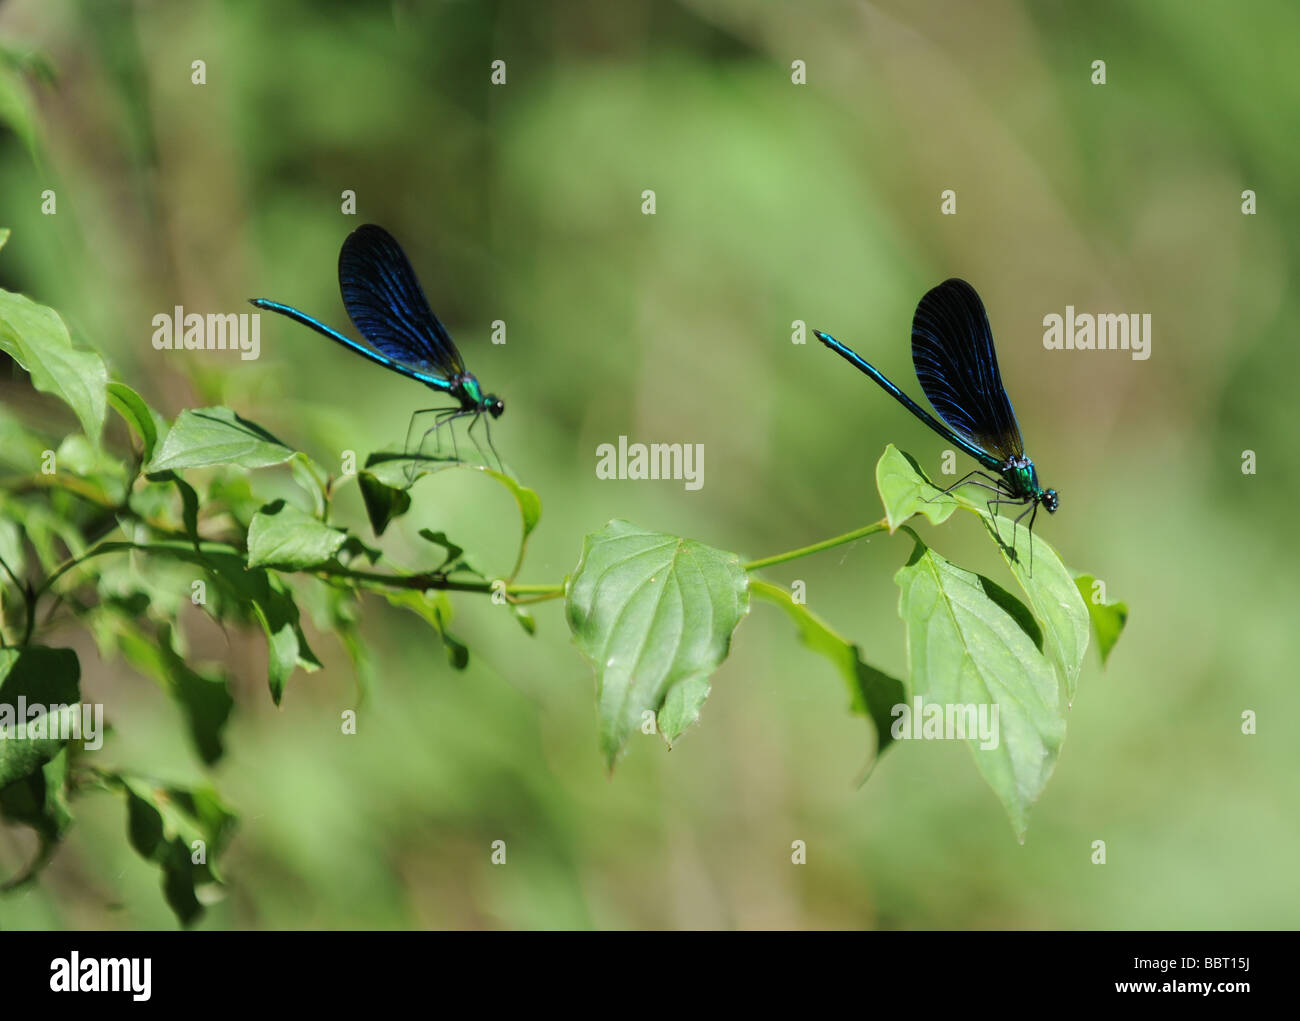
[336, 534, 382, 565]
[206, 474, 263, 530]
[654, 674, 711, 744]
[383, 589, 470, 669]
[174, 474, 202, 548]
[0, 286, 108, 443]
[0, 647, 82, 788]
[435, 603, 469, 669]
[365, 452, 541, 578]
[225, 567, 321, 704]
[879, 446, 1090, 703]
[107, 381, 160, 462]
[145, 407, 293, 473]
[118, 776, 237, 928]
[750, 579, 905, 763]
[117, 623, 233, 766]
[417, 528, 490, 580]
[214, 564, 322, 701]
[894, 532, 1065, 841]
[1074, 574, 1129, 666]
[289, 452, 327, 518]
[510, 603, 537, 635]
[101, 543, 320, 704]
[978, 515, 1089, 704]
[565, 520, 749, 768]
[0, 749, 71, 890]
[17, 499, 88, 572]
[876, 444, 959, 531]
[357, 470, 411, 536]
[55, 434, 129, 504]
[247, 499, 347, 570]
[418, 529, 465, 571]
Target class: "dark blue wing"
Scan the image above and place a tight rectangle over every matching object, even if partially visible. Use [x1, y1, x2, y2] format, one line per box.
[338, 224, 466, 379]
[911, 279, 1023, 462]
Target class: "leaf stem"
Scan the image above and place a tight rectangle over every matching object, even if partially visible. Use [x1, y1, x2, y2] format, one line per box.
[1, 472, 120, 508]
[316, 563, 561, 599]
[744, 518, 889, 572]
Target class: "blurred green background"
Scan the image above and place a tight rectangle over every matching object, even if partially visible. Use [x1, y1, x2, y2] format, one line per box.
[0, 0, 1296, 929]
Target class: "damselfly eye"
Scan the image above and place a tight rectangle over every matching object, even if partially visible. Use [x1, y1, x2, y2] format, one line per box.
[489, 397, 505, 419]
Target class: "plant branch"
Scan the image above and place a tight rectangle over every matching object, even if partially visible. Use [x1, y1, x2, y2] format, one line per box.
[744, 518, 889, 572]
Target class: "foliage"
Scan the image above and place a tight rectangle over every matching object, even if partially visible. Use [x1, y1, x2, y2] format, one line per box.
[0, 233, 1126, 921]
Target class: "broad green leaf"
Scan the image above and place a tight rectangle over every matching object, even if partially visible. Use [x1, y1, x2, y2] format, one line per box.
[0, 647, 81, 789]
[107, 381, 160, 462]
[880, 446, 1090, 702]
[566, 520, 749, 768]
[146, 406, 293, 473]
[365, 452, 541, 577]
[876, 444, 958, 531]
[247, 499, 347, 570]
[750, 579, 905, 762]
[118, 776, 237, 928]
[979, 515, 1089, 704]
[895, 532, 1065, 841]
[1074, 574, 1129, 666]
[0, 287, 107, 443]
[117, 623, 233, 766]
[357, 470, 410, 536]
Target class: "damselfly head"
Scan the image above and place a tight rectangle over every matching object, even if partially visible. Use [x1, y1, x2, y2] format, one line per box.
[486, 395, 505, 419]
[1042, 488, 1059, 513]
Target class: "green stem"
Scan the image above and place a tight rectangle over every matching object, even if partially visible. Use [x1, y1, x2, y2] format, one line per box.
[36, 540, 198, 598]
[507, 588, 565, 605]
[0, 472, 121, 508]
[744, 518, 889, 572]
[37, 537, 562, 605]
[317, 564, 562, 599]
